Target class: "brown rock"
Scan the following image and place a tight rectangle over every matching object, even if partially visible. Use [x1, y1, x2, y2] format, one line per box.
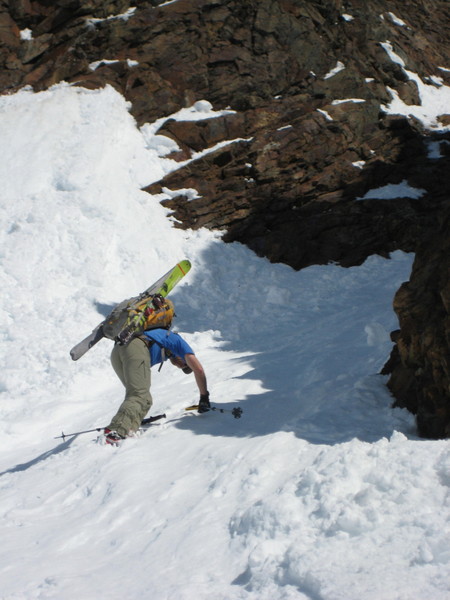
[385, 207, 450, 438]
[0, 12, 21, 48]
[438, 115, 450, 127]
[20, 33, 52, 64]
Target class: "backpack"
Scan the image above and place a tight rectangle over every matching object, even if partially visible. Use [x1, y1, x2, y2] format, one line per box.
[102, 293, 175, 346]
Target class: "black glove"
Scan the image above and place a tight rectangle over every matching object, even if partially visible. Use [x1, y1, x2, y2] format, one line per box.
[198, 392, 210, 413]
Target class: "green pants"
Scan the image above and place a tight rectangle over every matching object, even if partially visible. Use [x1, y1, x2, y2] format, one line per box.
[108, 338, 153, 437]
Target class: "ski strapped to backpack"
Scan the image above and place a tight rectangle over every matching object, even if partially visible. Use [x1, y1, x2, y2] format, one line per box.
[70, 260, 191, 360]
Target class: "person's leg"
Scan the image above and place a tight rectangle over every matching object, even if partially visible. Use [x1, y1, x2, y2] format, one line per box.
[110, 342, 126, 386]
[108, 339, 153, 437]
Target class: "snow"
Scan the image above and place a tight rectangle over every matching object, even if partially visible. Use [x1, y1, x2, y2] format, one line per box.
[352, 160, 366, 169]
[277, 125, 294, 131]
[317, 108, 333, 121]
[0, 81, 449, 600]
[427, 139, 450, 159]
[331, 98, 366, 105]
[86, 7, 136, 26]
[162, 186, 201, 202]
[427, 75, 444, 86]
[89, 59, 139, 71]
[324, 61, 346, 80]
[148, 102, 235, 130]
[381, 41, 450, 130]
[20, 28, 33, 41]
[356, 180, 427, 201]
[386, 12, 409, 28]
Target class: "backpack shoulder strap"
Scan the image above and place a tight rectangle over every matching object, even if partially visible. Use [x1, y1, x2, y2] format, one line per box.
[138, 330, 173, 371]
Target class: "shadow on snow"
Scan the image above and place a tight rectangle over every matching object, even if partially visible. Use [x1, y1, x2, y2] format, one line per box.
[165, 241, 414, 445]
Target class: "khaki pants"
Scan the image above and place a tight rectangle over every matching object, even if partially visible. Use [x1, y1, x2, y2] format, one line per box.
[108, 338, 153, 437]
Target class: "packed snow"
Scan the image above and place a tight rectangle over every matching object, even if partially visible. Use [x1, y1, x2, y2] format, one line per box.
[0, 82, 449, 600]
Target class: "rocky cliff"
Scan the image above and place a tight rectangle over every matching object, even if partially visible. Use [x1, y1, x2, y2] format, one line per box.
[1, 0, 449, 437]
[383, 204, 450, 439]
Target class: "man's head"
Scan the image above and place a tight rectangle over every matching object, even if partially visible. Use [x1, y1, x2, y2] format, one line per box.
[170, 355, 193, 374]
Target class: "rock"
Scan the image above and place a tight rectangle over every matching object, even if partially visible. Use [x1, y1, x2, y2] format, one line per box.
[158, 111, 247, 153]
[19, 33, 53, 64]
[438, 115, 450, 127]
[148, 98, 442, 270]
[385, 206, 450, 438]
[0, 12, 21, 49]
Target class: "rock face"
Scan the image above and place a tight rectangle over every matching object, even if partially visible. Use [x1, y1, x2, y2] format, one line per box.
[383, 205, 450, 439]
[1, 0, 449, 436]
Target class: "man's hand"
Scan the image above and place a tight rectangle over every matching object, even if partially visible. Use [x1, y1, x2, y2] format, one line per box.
[198, 392, 210, 413]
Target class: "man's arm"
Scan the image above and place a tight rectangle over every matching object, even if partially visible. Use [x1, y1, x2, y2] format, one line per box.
[184, 353, 208, 396]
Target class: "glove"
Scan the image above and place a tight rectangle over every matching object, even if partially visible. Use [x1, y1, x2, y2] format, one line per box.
[198, 392, 210, 413]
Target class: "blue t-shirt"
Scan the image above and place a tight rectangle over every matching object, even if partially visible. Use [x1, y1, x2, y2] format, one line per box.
[141, 329, 194, 367]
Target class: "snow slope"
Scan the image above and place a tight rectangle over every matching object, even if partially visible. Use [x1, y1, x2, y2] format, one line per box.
[0, 84, 449, 600]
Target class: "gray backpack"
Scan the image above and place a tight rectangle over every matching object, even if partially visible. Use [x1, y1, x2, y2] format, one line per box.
[102, 294, 175, 345]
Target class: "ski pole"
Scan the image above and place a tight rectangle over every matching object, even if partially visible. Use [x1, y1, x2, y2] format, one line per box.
[185, 405, 243, 418]
[55, 413, 167, 441]
[140, 414, 166, 425]
[210, 406, 243, 418]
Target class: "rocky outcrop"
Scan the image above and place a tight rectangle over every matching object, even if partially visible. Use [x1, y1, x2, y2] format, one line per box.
[383, 204, 450, 439]
[1, 0, 449, 436]
[147, 108, 445, 269]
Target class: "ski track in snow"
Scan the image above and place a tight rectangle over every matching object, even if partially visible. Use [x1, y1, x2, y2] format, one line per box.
[0, 83, 449, 600]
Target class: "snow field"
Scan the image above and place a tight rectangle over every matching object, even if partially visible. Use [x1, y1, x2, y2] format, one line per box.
[0, 83, 448, 600]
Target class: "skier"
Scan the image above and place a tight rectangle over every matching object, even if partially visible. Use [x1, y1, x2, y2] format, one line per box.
[104, 329, 210, 445]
